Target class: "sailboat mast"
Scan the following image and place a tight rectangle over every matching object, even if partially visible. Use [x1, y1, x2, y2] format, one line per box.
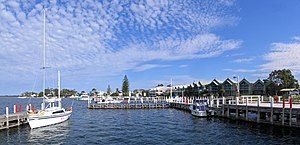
[170, 78, 172, 98]
[58, 71, 60, 98]
[42, 9, 46, 110]
[58, 70, 61, 108]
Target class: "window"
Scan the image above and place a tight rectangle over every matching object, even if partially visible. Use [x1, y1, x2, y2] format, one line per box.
[255, 83, 263, 90]
[52, 110, 64, 114]
[240, 82, 249, 90]
[224, 83, 231, 90]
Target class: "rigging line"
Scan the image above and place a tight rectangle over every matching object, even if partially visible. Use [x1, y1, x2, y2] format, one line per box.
[27, 73, 39, 106]
[70, 98, 75, 108]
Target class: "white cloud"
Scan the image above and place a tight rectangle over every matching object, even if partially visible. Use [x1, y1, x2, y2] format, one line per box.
[232, 57, 254, 63]
[260, 40, 300, 75]
[179, 65, 188, 68]
[226, 53, 244, 57]
[134, 64, 170, 72]
[0, 0, 240, 93]
[224, 68, 257, 73]
[292, 36, 300, 41]
[252, 73, 269, 78]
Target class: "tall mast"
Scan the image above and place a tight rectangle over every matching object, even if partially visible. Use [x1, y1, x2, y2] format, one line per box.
[42, 9, 46, 110]
[58, 71, 60, 98]
[170, 78, 172, 98]
[58, 71, 61, 108]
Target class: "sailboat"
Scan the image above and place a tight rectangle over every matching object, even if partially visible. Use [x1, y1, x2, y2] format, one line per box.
[27, 9, 72, 129]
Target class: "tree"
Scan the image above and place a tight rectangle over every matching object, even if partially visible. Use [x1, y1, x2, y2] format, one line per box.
[107, 85, 111, 96]
[91, 88, 97, 96]
[111, 88, 120, 96]
[219, 88, 225, 97]
[268, 69, 299, 95]
[185, 85, 193, 97]
[21, 91, 37, 97]
[61, 89, 77, 97]
[122, 75, 129, 96]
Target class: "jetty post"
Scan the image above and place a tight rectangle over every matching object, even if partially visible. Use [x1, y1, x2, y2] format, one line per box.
[13, 105, 16, 113]
[257, 96, 261, 123]
[282, 98, 285, 125]
[6, 107, 9, 128]
[245, 96, 248, 121]
[270, 96, 273, 124]
[236, 97, 239, 119]
[289, 96, 292, 127]
[222, 97, 225, 116]
[227, 100, 230, 117]
[217, 97, 219, 108]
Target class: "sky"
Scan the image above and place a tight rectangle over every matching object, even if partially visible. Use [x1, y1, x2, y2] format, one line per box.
[0, 0, 300, 95]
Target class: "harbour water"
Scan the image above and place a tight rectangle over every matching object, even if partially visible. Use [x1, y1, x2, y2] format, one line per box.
[1, 98, 300, 144]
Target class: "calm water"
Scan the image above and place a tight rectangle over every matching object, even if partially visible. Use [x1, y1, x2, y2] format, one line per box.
[0, 98, 300, 144]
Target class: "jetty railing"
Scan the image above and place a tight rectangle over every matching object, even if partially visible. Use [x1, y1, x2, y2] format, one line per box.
[88, 97, 170, 109]
[170, 95, 300, 128]
[0, 104, 28, 130]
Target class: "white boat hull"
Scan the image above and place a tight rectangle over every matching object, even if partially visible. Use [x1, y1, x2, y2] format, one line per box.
[78, 98, 89, 101]
[28, 111, 72, 129]
[191, 110, 207, 117]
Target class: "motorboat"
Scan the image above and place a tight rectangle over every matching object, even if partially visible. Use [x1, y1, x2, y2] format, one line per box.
[78, 93, 90, 101]
[189, 99, 208, 117]
[97, 96, 123, 104]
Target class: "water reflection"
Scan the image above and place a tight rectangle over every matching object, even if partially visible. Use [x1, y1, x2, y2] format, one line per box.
[28, 121, 70, 144]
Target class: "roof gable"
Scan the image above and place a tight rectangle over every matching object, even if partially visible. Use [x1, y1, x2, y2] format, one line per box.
[223, 78, 235, 85]
[240, 78, 251, 85]
[253, 79, 264, 86]
[210, 79, 220, 86]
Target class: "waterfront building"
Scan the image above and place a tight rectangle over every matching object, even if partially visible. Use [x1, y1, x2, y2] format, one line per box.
[222, 78, 237, 97]
[148, 78, 290, 97]
[239, 78, 252, 95]
[252, 79, 265, 95]
[149, 84, 169, 97]
[207, 79, 221, 96]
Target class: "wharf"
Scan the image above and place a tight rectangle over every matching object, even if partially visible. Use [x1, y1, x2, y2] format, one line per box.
[170, 96, 300, 128]
[88, 103, 169, 109]
[0, 112, 27, 130]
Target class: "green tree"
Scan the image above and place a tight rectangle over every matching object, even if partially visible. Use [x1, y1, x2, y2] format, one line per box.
[107, 85, 111, 96]
[268, 69, 299, 95]
[90, 88, 97, 96]
[21, 91, 37, 97]
[111, 88, 120, 96]
[122, 75, 129, 96]
[185, 85, 193, 97]
[219, 88, 225, 97]
[61, 89, 77, 97]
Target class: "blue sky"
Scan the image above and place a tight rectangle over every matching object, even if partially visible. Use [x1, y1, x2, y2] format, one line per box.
[0, 0, 300, 95]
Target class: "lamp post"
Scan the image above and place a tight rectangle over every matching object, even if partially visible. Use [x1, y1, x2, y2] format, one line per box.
[233, 76, 239, 97]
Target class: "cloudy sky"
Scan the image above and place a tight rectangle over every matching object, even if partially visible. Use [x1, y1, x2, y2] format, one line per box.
[0, 0, 300, 95]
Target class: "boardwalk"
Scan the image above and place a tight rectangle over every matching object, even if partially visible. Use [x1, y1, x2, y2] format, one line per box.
[170, 95, 300, 128]
[0, 112, 27, 130]
[88, 103, 169, 109]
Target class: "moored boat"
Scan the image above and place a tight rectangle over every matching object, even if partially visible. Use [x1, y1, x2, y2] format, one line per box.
[189, 99, 208, 117]
[78, 93, 90, 101]
[27, 10, 72, 129]
[27, 97, 72, 129]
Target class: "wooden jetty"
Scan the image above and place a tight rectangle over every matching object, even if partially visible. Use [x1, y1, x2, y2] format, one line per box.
[88, 100, 170, 109]
[170, 95, 300, 128]
[88, 103, 169, 109]
[0, 106, 28, 130]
